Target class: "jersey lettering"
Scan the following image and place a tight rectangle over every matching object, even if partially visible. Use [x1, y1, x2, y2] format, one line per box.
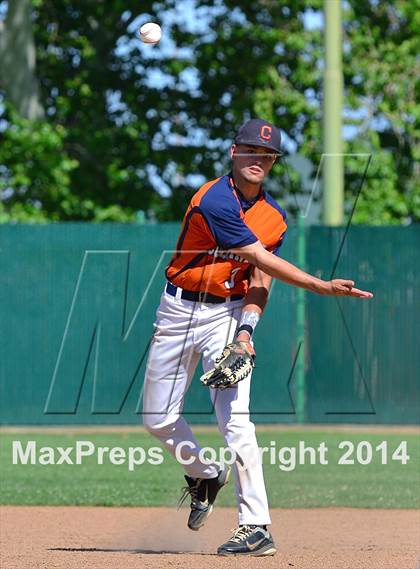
[225, 267, 241, 290]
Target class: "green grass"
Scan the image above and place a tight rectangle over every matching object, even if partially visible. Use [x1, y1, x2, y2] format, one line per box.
[0, 430, 418, 508]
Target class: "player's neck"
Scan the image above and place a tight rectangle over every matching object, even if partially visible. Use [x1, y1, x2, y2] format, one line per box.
[231, 171, 261, 201]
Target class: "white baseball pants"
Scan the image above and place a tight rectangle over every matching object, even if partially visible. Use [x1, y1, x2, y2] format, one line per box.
[142, 287, 271, 526]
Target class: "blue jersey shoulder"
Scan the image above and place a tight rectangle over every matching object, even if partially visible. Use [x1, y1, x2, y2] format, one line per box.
[197, 176, 257, 249]
[199, 175, 240, 215]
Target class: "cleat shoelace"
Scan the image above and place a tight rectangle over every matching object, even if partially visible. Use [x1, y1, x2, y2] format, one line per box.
[229, 525, 255, 543]
[177, 479, 203, 509]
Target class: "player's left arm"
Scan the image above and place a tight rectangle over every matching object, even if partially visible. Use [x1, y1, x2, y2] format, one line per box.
[235, 266, 272, 342]
[200, 266, 271, 389]
[245, 265, 273, 310]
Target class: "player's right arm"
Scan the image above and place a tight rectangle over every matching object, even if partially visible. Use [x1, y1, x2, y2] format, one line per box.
[230, 241, 373, 299]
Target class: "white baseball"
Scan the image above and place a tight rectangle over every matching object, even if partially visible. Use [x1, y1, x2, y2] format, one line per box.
[139, 22, 162, 45]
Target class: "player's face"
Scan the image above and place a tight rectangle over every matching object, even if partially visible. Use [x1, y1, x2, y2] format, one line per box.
[230, 144, 277, 185]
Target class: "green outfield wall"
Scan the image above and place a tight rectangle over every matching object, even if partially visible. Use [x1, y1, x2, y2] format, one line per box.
[0, 223, 418, 425]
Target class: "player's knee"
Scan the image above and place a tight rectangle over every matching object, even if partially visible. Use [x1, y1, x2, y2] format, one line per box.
[221, 416, 256, 443]
[142, 412, 178, 436]
[142, 413, 163, 434]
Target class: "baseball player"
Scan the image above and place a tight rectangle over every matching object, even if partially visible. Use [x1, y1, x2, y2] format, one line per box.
[142, 118, 373, 557]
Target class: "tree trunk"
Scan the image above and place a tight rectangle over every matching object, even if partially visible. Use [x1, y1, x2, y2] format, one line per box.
[0, 0, 44, 120]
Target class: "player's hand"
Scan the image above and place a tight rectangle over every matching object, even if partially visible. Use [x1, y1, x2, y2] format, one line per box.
[324, 279, 373, 298]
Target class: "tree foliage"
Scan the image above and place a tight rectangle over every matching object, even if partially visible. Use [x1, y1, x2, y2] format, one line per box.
[0, 0, 418, 224]
[343, 0, 420, 224]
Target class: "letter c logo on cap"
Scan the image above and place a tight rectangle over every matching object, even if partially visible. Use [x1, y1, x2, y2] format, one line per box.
[260, 125, 272, 140]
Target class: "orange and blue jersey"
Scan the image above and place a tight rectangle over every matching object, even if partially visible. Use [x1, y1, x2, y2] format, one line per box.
[165, 173, 288, 298]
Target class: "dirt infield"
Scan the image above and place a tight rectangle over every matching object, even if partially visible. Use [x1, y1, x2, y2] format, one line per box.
[1, 506, 419, 569]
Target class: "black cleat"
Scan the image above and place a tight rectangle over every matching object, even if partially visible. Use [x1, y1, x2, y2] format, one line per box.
[217, 525, 277, 556]
[178, 465, 231, 531]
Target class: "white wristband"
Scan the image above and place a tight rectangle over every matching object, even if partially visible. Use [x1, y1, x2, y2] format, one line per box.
[237, 310, 260, 337]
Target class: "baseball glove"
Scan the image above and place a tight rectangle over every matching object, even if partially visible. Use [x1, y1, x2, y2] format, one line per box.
[200, 340, 256, 390]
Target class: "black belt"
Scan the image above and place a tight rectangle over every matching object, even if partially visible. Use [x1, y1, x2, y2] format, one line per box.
[166, 282, 244, 304]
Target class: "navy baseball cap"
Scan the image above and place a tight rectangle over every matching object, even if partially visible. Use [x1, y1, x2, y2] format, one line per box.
[234, 118, 282, 154]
